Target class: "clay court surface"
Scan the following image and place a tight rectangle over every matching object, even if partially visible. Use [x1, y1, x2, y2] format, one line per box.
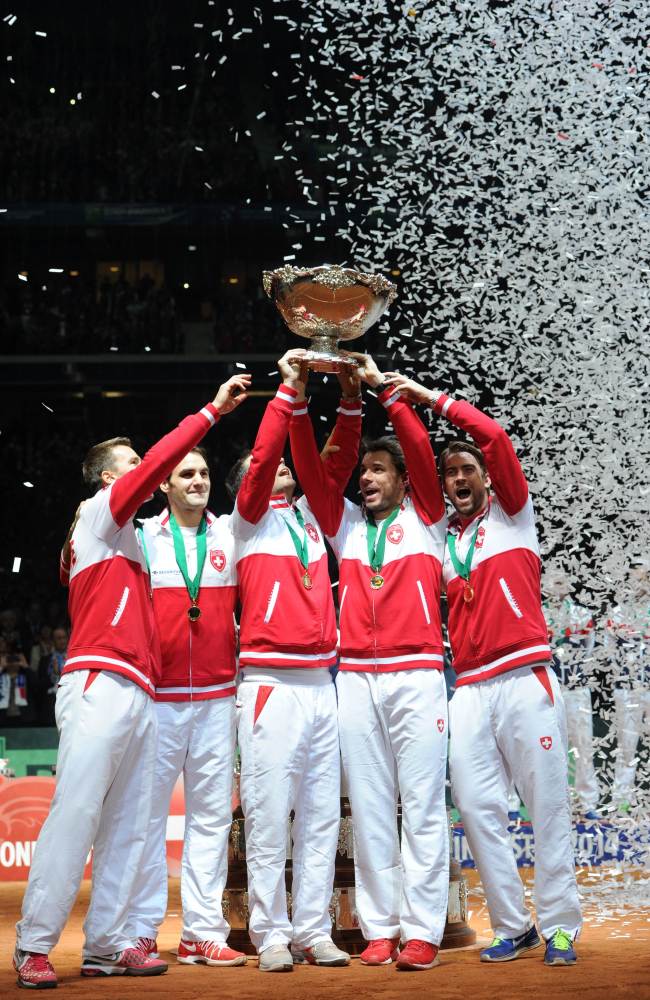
[1, 869, 648, 1000]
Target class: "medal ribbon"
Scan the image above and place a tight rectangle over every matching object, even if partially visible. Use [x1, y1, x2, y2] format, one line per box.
[281, 506, 310, 572]
[446, 522, 481, 582]
[169, 512, 207, 602]
[366, 506, 401, 574]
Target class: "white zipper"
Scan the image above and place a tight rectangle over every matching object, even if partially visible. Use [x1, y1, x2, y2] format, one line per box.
[110, 587, 130, 626]
[264, 581, 280, 623]
[339, 584, 348, 619]
[499, 577, 523, 619]
[416, 580, 431, 625]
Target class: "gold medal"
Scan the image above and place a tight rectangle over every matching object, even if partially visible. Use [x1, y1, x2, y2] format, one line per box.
[370, 574, 385, 590]
[188, 603, 202, 622]
[463, 582, 475, 604]
[302, 571, 313, 590]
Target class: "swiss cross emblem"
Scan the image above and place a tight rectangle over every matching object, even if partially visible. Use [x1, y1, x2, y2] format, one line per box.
[305, 522, 320, 543]
[210, 550, 226, 572]
[437, 718, 445, 733]
[540, 735, 553, 750]
[387, 524, 403, 545]
[475, 526, 486, 549]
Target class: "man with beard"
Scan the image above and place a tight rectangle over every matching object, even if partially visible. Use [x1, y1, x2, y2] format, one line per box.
[384, 372, 581, 967]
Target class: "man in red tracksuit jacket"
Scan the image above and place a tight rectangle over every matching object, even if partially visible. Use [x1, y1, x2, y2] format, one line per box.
[385, 372, 582, 968]
[128, 445, 246, 969]
[14, 373, 249, 990]
[228, 350, 359, 972]
[289, 354, 449, 972]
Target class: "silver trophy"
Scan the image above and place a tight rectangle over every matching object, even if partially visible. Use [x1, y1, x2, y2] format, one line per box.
[263, 263, 397, 372]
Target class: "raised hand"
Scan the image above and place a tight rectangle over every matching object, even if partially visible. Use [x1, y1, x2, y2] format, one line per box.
[277, 348, 309, 387]
[336, 365, 361, 399]
[213, 373, 252, 414]
[339, 351, 383, 388]
[382, 372, 433, 405]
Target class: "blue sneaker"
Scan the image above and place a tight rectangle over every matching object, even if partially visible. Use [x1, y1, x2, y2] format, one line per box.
[544, 929, 577, 966]
[480, 925, 541, 962]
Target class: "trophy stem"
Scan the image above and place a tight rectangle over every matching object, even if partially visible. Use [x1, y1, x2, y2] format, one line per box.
[305, 334, 359, 373]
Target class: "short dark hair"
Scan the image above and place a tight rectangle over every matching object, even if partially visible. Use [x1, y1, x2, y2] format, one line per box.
[439, 439, 487, 477]
[164, 445, 209, 483]
[225, 450, 252, 501]
[361, 436, 406, 477]
[82, 437, 132, 492]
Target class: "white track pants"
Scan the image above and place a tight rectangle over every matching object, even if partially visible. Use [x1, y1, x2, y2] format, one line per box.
[337, 669, 449, 945]
[129, 697, 235, 942]
[564, 687, 599, 812]
[237, 671, 340, 953]
[17, 670, 157, 955]
[612, 687, 650, 804]
[449, 665, 581, 941]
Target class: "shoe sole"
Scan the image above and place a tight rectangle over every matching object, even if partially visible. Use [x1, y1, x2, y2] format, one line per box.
[480, 941, 541, 963]
[16, 979, 57, 990]
[396, 957, 440, 971]
[292, 957, 350, 967]
[80, 966, 168, 977]
[544, 957, 577, 966]
[259, 964, 294, 972]
[178, 955, 247, 967]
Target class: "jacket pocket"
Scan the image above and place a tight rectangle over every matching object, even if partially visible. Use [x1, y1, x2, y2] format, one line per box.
[498, 577, 523, 619]
[110, 586, 130, 626]
[416, 580, 431, 625]
[263, 581, 280, 624]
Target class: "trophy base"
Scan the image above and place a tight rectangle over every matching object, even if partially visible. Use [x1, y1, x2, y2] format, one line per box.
[305, 350, 359, 374]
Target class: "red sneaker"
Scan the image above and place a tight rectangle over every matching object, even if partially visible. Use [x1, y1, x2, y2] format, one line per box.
[395, 939, 440, 970]
[177, 939, 247, 967]
[80, 947, 167, 977]
[13, 948, 58, 989]
[135, 937, 159, 958]
[360, 938, 400, 966]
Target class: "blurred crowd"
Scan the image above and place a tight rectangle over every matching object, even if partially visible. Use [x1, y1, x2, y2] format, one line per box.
[0, 275, 181, 354]
[0, 275, 286, 355]
[0, 604, 68, 728]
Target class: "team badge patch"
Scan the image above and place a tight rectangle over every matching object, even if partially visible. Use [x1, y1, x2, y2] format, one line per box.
[305, 522, 320, 543]
[475, 525, 486, 549]
[387, 524, 403, 545]
[437, 718, 445, 733]
[210, 550, 226, 572]
[539, 735, 553, 750]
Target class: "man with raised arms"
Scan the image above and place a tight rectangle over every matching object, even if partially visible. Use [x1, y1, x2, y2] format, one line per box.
[289, 354, 449, 972]
[385, 371, 582, 967]
[128, 444, 246, 968]
[226, 350, 360, 972]
[14, 373, 249, 989]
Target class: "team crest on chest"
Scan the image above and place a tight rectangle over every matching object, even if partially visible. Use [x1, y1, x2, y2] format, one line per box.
[539, 735, 552, 750]
[387, 524, 403, 545]
[305, 522, 320, 543]
[437, 718, 445, 733]
[475, 525, 486, 550]
[210, 549, 226, 572]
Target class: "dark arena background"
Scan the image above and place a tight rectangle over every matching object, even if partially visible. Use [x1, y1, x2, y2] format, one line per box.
[0, 2, 648, 997]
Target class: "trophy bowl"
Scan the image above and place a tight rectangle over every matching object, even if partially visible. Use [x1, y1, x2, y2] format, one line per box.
[263, 264, 397, 372]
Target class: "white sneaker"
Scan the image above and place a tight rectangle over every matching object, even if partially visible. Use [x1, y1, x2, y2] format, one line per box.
[291, 938, 350, 966]
[258, 944, 294, 972]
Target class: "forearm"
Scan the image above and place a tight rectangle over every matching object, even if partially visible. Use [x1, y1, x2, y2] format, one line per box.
[236, 387, 295, 524]
[289, 402, 344, 536]
[378, 387, 445, 524]
[110, 403, 220, 527]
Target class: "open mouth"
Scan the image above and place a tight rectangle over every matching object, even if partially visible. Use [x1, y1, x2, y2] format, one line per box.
[362, 487, 380, 503]
[455, 487, 472, 501]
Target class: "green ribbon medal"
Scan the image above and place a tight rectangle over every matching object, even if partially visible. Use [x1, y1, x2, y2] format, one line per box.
[281, 506, 313, 589]
[447, 522, 481, 604]
[169, 512, 208, 621]
[366, 506, 401, 590]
